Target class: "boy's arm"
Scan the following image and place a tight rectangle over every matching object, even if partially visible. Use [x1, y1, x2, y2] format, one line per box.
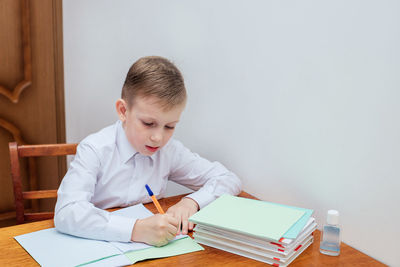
[168, 140, 242, 209]
[54, 142, 135, 242]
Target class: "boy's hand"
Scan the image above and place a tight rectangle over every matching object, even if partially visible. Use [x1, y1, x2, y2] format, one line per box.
[131, 214, 179, 247]
[166, 197, 199, 235]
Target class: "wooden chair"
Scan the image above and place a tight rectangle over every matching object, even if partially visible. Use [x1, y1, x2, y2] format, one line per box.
[8, 142, 78, 224]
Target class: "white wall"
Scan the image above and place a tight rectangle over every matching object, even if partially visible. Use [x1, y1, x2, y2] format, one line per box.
[63, 1, 400, 265]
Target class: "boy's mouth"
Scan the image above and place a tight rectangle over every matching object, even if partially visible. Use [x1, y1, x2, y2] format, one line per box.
[145, 145, 159, 153]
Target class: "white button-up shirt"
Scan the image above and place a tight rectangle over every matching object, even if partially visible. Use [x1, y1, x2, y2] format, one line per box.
[54, 120, 242, 242]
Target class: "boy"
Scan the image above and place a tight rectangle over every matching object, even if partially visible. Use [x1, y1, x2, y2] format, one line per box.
[54, 56, 242, 247]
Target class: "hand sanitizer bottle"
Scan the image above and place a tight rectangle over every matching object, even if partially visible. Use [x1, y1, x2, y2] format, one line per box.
[319, 210, 341, 256]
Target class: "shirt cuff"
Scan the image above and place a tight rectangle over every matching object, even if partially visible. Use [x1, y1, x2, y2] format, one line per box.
[185, 190, 216, 210]
[106, 215, 136, 242]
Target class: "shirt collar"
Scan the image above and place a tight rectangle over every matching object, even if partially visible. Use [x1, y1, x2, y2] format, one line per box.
[116, 120, 157, 163]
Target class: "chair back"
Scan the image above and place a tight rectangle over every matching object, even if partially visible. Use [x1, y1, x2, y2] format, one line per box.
[8, 142, 77, 224]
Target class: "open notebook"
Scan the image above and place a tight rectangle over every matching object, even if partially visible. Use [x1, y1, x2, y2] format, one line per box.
[14, 204, 203, 267]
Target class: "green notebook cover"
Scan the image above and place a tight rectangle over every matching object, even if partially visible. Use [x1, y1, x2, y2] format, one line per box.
[189, 194, 305, 242]
[124, 236, 204, 264]
[79, 237, 204, 266]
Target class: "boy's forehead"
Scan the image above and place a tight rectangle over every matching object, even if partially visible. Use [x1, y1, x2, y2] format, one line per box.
[131, 96, 184, 121]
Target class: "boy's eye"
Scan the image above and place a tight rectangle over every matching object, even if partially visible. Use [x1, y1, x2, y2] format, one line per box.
[165, 126, 175, 130]
[142, 121, 154, 127]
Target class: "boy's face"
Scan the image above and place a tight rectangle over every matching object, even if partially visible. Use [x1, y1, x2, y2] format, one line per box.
[116, 96, 185, 156]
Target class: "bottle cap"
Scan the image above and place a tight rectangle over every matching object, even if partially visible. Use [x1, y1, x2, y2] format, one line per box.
[327, 210, 339, 225]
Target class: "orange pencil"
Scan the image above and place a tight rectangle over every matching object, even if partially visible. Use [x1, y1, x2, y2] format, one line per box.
[145, 184, 165, 214]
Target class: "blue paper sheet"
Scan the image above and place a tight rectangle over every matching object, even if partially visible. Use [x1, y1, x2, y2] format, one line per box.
[14, 203, 203, 266]
[280, 205, 313, 239]
[264, 201, 313, 239]
[14, 228, 121, 267]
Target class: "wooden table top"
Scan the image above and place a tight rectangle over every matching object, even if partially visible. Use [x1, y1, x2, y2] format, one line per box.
[0, 192, 386, 266]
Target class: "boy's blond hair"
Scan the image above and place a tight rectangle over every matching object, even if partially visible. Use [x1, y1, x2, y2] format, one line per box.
[122, 56, 186, 110]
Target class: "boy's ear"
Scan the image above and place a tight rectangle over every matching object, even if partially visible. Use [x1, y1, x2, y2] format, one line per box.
[116, 99, 128, 122]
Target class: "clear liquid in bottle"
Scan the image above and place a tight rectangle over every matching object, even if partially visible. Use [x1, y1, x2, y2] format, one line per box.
[319, 210, 341, 256]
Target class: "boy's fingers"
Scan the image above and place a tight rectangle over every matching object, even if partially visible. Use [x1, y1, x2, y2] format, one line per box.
[166, 214, 179, 227]
[177, 220, 181, 235]
[166, 234, 175, 242]
[165, 210, 175, 219]
[166, 212, 181, 232]
[166, 208, 175, 215]
[188, 221, 194, 231]
[156, 238, 169, 247]
[181, 215, 189, 235]
[167, 224, 178, 237]
[177, 214, 182, 233]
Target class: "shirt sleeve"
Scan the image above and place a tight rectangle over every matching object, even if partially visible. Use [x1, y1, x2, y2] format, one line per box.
[168, 140, 242, 209]
[54, 142, 136, 242]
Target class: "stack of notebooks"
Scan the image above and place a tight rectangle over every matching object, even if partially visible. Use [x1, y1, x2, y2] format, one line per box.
[189, 194, 317, 267]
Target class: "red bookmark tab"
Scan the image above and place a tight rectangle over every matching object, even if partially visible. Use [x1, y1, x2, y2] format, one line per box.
[295, 244, 302, 251]
[273, 257, 280, 261]
[279, 237, 284, 242]
[270, 242, 284, 248]
[278, 248, 285, 252]
[272, 263, 279, 267]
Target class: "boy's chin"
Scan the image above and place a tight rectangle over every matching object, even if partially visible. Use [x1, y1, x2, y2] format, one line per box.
[141, 146, 160, 156]
[140, 151, 154, 156]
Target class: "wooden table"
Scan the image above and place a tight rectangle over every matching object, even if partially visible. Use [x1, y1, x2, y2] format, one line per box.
[0, 192, 386, 266]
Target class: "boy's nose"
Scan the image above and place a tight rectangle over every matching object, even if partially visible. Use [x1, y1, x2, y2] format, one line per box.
[150, 134, 162, 143]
